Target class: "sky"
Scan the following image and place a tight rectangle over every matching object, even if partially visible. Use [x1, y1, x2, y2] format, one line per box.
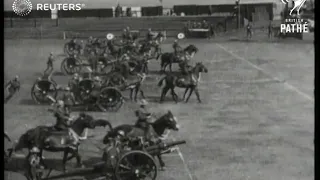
[5, 0, 280, 10]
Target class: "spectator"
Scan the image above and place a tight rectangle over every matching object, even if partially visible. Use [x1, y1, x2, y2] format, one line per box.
[126, 8, 132, 17]
[202, 20, 208, 29]
[208, 5, 212, 16]
[192, 22, 197, 28]
[187, 21, 191, 29]
[210, 24, 215, 38]
[197, 22, 202, 28]
[115, 3, 122, 17]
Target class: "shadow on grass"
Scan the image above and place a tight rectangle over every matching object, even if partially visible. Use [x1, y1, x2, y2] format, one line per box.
[52, 71, 66, 76]
[19, 99, 44, 106]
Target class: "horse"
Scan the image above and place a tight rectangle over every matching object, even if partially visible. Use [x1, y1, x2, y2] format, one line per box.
[158, 44, 198, 72]
[158, 62, 208, 103]
[4, 132, 11, 161]
[102, 110, 179, 169]
[8, 113, 112, 172]
[106, 40, 132, 59]
[104, 60, 147, 101]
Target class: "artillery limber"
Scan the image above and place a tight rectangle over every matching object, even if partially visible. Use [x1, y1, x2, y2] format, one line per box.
[39, 139, 186, 180]
[60, 55, 117, 76]
[30, 75, 124, 112]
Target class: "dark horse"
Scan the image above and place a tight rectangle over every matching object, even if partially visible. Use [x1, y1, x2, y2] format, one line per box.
[158, 62, 208, 103]
[105, 60, 146, 101]
[8, 113, 112, 172]
[158, 44, 198, 72]
[106, 40, 132, 59]
[102, 110, 179, 169]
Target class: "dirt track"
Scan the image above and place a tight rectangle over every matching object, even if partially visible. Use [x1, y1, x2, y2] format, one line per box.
[4, 39, 314, 180]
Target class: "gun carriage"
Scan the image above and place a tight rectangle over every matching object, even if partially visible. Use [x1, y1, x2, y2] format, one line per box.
[35, 139, 186, 180]
[30, 74, 124, 112]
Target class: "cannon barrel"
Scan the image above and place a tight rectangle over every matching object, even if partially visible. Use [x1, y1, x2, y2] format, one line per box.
[145, 140, 186, 152]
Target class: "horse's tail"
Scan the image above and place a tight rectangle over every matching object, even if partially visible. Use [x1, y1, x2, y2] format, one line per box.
[95, 119, 113, 130]
[7, 132, 29, 157]
[160, 54, 167, 67]
[157, 76, 167, 87]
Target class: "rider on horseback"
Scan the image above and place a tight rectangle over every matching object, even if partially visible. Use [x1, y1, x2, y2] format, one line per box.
[62, 87, 76, 114]
[173, 39, 182, 56]
[89, 76, 103, 103]
[146, 28, 154, 42]
[69, 72, 80, 92]
[68, 38, 77, 50]
[135, 99, 153, 137]
[49, 101, 82, 148]
[50, 100, 72, 131]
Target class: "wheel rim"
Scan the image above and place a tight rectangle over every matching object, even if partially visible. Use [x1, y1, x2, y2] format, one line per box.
[98, 88, 123, 112]
[61, 58, 81, 75]
[31, 80, 57, 104]
[115, 151, 157, 180]
[78, 79, 94, 103]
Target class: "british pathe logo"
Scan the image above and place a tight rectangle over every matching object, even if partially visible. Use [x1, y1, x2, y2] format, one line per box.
[281, 0, 307, 16]
[12, 0, 33, 16]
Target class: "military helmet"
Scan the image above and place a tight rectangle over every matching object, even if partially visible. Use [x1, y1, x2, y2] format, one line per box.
[94, 76, 101, 81]
[57, 100, 64, 106]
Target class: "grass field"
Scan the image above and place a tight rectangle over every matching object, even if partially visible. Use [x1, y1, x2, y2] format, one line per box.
[4, 38, 314, 180]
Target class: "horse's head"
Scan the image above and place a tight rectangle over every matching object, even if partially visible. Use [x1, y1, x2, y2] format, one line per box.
[162, 110, 180, 131]
[194, 62, 208, 73]
[187, 44, 198, 57]
[78, 113, 96, 128]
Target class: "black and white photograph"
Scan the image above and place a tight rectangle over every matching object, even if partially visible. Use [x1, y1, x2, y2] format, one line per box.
[4, 0, 314, 180]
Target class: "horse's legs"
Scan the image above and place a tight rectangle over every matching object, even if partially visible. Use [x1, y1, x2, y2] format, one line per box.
[194, 87, 202, 103]
[134, 85, 140, 101]
[129, 89, 134, 101]
[39, 149, 47, 169]
[170, 88, 178, 103]
[160, 87, 169, 103]
[183, 88, 189, 101]
[74, 148, 84, 168]
[145, 63, 149, 74]
[163, 63, 169, 72]
[157, 154, 166, 170]
[140, 89, 146, 99]
[169, 62, 173, 72]
[62, 149, 69, 172]
[185, 87, 194, 103]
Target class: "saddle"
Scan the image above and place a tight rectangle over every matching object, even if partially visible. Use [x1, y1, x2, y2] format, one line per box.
[43, 127, 78, 149]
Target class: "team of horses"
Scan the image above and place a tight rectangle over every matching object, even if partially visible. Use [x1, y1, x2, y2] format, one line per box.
[6, 33, 209, 175]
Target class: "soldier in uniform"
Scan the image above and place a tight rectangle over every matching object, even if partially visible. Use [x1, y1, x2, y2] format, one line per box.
[173, 39, 182, 56]
[4, 75, 20, 103]
[89, 76, 102, 103]
[68, 73, 81, 103]
[126, 26, 133, 42]
[49, 101, 79, 148]
[134, 100, 153, 137]
[44, 52, 55, 75]
[246, 22, 253, 39]
[268, 20, 273, 39]
[122, 29, 128, 41]
[88, 51, 98, 73]
[146, 28, 154, 42]
[49, 100, 71, 131]
[62, 87, 76, 114]
[69, 38, 77, 49]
